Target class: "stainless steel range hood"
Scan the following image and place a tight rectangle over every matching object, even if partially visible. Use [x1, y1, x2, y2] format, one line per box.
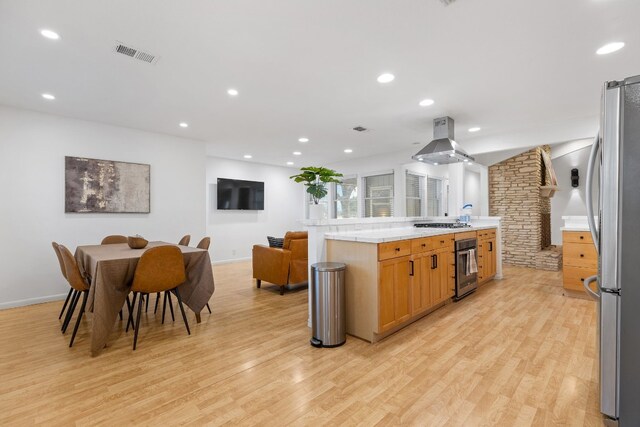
[412, 116, 475, 164]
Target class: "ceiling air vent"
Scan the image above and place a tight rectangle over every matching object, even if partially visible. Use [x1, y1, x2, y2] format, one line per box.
[114, 42, 159, 65]
[440, 0, 456, 5]
[353, 126, 368, 132]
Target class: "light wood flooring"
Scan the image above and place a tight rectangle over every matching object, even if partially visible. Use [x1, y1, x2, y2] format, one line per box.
[0, 263, 603, 426]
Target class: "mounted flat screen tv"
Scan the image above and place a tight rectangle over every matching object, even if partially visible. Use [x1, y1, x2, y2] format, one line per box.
[217, 178, 265, 210]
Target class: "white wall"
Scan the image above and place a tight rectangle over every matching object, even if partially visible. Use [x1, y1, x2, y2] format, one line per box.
[0, 106, 206, 308]
[206, 157, 304, 263]
[464, 169, 481, 216]
[550, 144, 598, 245]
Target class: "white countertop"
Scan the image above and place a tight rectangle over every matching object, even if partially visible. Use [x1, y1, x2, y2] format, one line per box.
[325, 225, 497, 243]
[561, 226, 591, 232]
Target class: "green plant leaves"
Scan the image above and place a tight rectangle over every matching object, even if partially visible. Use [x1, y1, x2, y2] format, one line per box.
[289, 166, 343, 204]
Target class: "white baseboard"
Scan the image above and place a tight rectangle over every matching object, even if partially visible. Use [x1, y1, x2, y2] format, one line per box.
[0, 293, 68, 310]
[211, 256, 252, 266]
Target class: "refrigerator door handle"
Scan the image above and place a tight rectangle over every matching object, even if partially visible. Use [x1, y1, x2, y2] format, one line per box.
[586, 133, 600, 253]
[583, 275, 600, 301]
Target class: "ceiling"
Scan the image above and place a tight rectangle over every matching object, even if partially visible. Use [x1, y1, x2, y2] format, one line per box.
[1, 0, 639, 167]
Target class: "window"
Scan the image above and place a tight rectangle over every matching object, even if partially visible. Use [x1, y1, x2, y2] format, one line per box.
[334, 177, 358, 219]
[364, 173, 394, 217]
[426, 176, 444, 216]
[406, 172, 424, 217]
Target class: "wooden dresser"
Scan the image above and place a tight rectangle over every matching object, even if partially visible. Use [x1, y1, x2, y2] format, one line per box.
[562, 230, 597, 292]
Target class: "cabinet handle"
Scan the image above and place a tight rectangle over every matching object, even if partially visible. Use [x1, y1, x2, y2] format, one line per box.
[421, 243, 426, 247]
[395, 247, 400, 252]
[580, 278, 585, 282]
[409, 260, 414, 276]
[580, 254, 584, 258]
[431, 254, 437, 269]
[580, 235, 584, 240]
[489, 242, 493, 252]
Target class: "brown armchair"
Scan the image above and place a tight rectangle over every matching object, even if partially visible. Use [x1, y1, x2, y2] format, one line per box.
[252, 231, 308, 295]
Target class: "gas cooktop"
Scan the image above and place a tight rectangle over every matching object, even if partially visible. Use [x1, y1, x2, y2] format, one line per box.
[414, 222, 472, 229]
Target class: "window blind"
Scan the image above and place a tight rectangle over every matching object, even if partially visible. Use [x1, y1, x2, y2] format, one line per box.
[406, 172, 424, 217]
[364, 173, 394, 217]
[426, 177, 443, 216]
[334, 177, 358, 219]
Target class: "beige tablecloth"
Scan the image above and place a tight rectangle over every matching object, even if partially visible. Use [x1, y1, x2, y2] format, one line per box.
[75, 242, 215, 356]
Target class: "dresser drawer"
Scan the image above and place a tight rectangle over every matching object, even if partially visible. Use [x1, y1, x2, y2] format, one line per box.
[563, 242, 598, 268]
[429, 234, 455, 250]
[378, 240, 412, 261]
[563, 231, 594, 244]
[411, 237, 432, 254]
[477, 228, 496, 240]
[563, 265, 598, 292]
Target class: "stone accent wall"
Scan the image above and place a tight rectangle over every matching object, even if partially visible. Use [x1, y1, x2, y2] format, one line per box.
[489, 145, 557, 269]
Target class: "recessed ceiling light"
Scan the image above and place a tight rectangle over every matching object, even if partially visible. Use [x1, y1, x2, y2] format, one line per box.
[243, 154, 252, 159]
[298, 137, 309, 143]
[468, 127, 481, 132]
[179, 122, 188, 128]
[463, 159, 469, 162]
[227, 88, 239, 96]
[377, 73, 395, 83]
[40, 29, 60, 40]
[293, 151, 302, 156]
[418, 158, 424, 162]
[434, 162, 439, 165]
[344, 149, 353, 153]
[597, 42, 625, 55]
[41, 93, 55, 100]
[448, 153, 455, 157]
[419, 99, 434, 107]
[286, 161, 294, 166]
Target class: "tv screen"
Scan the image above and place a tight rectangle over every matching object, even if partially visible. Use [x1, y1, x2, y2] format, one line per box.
[217, 178, 264, 210]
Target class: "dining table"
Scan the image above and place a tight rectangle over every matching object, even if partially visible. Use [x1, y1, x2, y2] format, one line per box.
[74, 241, 215, 356]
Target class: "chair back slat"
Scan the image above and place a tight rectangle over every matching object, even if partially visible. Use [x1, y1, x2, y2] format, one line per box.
[58, 245, 90, 291]
[178, 235, 191, 246]
[51, 242, 67, 279]
[101, 235, 128, 245]
[132, 246, 186, 293]
[197, 237, 211, 250]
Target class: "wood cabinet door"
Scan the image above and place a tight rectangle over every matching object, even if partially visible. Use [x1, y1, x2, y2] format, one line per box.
[430, 251, 449, 305]
[488, 237, 497, 278]
[411, 254, 432, 315]
[378, 256, 412, 332]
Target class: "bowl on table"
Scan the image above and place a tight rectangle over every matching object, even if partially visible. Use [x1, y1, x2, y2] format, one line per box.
[127, 236, 148, 249]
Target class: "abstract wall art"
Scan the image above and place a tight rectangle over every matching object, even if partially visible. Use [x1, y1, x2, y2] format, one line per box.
[65, 156, 150, 213]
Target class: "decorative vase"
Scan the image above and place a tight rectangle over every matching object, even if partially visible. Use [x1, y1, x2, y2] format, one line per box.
[309, 204, 326, 220]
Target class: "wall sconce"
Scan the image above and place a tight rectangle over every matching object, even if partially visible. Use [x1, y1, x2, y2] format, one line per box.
[571, 168, 579, 188]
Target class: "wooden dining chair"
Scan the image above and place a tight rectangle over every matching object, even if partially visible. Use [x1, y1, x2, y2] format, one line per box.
[196, 237, 212, 314]
[178, 235, 191, 246]
[52, 242, 72, 320]
[58, 245, 91, 347]
[101, 235, 128, 245]
[129, 245, 190, 350]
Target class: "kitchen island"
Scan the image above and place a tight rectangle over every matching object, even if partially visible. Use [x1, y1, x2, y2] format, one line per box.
[315, 221, 502, 342]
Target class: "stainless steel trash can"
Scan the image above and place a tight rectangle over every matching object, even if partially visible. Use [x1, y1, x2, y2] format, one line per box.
[310, 262, 346, 348]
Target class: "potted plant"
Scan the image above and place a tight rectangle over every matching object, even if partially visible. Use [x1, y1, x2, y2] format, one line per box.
[290, 166, 343, 219]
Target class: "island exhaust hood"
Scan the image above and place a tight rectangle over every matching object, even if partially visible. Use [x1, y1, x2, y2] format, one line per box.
[412, 116, 475, 164]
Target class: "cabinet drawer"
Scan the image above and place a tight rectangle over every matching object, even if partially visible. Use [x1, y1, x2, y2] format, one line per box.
[411, 237, 432, 254]
[378, 240, 412, 261]
[429, 234, 455, 250]
[563, 231, 593, 244]
[563, 265, 598, 292]
[563, 242, 597, 268]
[477, 228, 496, 240]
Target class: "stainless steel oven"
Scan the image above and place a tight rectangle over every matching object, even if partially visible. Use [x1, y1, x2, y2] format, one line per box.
[455, 238, 478, 300]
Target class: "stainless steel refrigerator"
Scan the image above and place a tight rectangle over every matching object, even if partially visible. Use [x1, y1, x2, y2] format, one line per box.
[585, 74, 640, 426]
